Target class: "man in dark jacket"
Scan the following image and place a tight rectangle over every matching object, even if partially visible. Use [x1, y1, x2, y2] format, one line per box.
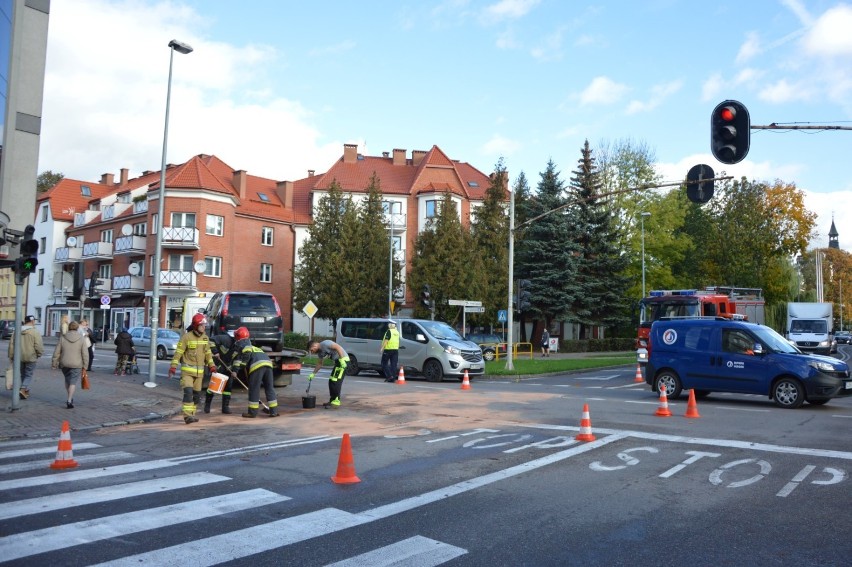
[113, 328, 134, 375]
[230, 327, 278, 418]
[204, 332, 235, 414]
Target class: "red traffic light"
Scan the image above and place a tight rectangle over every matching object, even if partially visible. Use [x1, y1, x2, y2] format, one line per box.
[711, 100, 750, 165]
[719, 106, 735, 122]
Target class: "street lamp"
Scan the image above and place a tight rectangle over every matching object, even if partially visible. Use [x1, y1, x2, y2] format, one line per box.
[146, 39, 193, 388]
[640, 212, 651, 298]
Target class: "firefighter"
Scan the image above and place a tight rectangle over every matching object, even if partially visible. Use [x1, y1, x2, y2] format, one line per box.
[168, 313, 216, 424]
[230, 327, 279, 418]
[203, 332, 236, 414]
[306, 339, 349, 409]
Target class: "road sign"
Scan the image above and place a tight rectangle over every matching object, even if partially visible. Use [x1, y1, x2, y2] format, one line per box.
[100, 304, 110, 310]
[498, 309, 507, 322]
[303, 300, 318, 319]
[448, 299, 482, 307]
[464, 306, 485, 313]
[100, 295, 111, 305]
[686, 164, 715, 204]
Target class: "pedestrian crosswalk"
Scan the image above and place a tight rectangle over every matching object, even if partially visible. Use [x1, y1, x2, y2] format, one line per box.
[0, 435, 469, 566]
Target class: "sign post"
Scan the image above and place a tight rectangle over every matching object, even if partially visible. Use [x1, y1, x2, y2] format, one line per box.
[449, 299, 482, 338]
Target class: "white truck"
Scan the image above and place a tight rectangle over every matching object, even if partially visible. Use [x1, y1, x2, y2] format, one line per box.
[786, 302, 834, 355]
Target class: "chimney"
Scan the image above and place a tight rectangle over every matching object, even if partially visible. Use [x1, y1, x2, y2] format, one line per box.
[393, 148, 406, 166]
[276, 180, 294, 209]
[233, 170, 247, 199]
[120, 168, 129, 186]
[308, 170, 315, 177]
[343, 143, 358, 164]
[382, 151, 390, 158]
[100, 173, 114, 185]
[412, 150, 426, 166]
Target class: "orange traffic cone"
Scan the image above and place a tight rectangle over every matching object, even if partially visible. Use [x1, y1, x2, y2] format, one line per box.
[461, 369, 471, 390]
[685, 389, 701, 418]
[634, 364, 644, 383]
[575, 403, 596, 442]
[655, 384, 673, 417]
[396, 367, 406, 385]
[49, 420, 79, 469]
[331, 433, 361, 484]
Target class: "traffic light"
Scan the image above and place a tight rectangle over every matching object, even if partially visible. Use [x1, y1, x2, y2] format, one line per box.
[13, 225, 38, 285]
[711, 100, 750, 164]
[88, 271, 99, 298]
[421, 284, 433, 309]
[516, 279, 532, 312]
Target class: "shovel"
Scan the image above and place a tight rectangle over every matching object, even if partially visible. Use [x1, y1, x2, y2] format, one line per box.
[218, 359, 271, 411]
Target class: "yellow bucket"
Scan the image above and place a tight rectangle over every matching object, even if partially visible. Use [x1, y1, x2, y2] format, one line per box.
[208, 372, 228, 394]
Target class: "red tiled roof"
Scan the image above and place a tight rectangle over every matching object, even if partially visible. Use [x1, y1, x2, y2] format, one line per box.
[37, 179, 114, 222]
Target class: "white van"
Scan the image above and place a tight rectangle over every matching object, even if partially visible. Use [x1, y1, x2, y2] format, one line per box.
[335, 318, 485, 382]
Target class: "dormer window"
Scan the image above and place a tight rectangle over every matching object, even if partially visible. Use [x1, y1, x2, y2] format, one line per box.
[258, 192, 270, 202]
[81, 185, 91, 197]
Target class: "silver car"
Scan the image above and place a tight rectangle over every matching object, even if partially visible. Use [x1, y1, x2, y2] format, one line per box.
[127, 327, 181, 360]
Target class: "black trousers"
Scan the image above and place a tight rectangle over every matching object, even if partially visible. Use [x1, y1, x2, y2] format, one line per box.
[381, 350, 399, 380]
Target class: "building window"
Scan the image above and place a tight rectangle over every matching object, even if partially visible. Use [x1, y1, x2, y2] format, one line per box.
[41, 205, 48, 222]
[260, 263, 272, 283]
[99, 265, 112, 279]
[206, 214, 224, 236]
[383, 201, 402, 215]
[170, 212, 196, 228]
[117, 193, 131, 204]
[38, 269, 44, 286]
[261, 226, 273, 246]
[425, 200, 438, 219]
[152, 213, 159, 233]
[133, 222, 147, 236]
[40, 237, 46, 254]
[81, 185, 91, 197]
[169, 254, 194, 271]
[205, 256, 222, 278]
[101, 229, 114, 243]
[258, 192, 270, 202]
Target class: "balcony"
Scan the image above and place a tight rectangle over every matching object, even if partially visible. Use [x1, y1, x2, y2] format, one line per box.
[102, 202, 131, 221]
[384, 213, 407, 230]
[162, 226, 200, 249]
[54, 247, 83, 264]
[112, 274, 146, 294]
[82, 240, 114, 260]
[158, 270, 197, 293]
[114, 234, 147, 255]
[133, 200, 148, 215]
[74, 210, 101, 227]
[394, 249, 406, 264]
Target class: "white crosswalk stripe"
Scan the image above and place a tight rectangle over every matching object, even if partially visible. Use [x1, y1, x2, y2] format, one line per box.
[326, 536, 467, 566]
[0, 451, 135, 474]
[0, 442, 101, 460]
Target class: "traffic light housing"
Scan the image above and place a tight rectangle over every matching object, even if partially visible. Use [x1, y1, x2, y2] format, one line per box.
[516, 279, 532, 312]
[711, 100, 750, 164]
[421, 284, 433, 309]
[88, 271, 99, 298]
[13, 225, 38, 285]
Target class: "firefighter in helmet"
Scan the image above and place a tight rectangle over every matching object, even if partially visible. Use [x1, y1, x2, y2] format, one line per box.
[230, 327, 279, 418]
[168, 313, 216, 424]
[204, 331, 236, 414]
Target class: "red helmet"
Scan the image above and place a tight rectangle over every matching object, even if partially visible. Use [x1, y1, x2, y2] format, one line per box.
[191, 313, 208, 327]
[234, 327, 250, 341]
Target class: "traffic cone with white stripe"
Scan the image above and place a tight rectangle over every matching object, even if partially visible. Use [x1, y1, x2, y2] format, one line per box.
[49, 420, 79, 469]
[575, 403, 596, 442]
[461, 369, 471, 390]
[396, 366, 406, 385]
[634, 364, 644, 383]
[655, 384, 673, 417]
[685, 388, 701, 418]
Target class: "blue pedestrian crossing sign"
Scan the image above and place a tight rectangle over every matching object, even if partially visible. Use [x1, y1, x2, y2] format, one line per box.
[498, 309, 507, 322]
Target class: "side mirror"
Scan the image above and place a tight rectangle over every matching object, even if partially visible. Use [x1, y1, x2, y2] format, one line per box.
[753, 343, 763, 355]
[416, 333, 427, 344]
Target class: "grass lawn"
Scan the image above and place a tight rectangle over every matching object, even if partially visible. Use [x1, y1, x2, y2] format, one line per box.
[484, 354, 636, 377]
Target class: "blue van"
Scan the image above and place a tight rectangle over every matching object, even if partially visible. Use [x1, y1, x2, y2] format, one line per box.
[646, 318, 852, 408]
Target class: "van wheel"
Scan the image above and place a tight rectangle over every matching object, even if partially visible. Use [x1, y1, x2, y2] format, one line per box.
[346, 355, 360, 376]
[423, 360, 444, 382]
[655, 371, 683, 399]
[773, 378, 804, 408]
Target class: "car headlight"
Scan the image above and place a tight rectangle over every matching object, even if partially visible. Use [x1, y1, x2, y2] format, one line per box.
[440, 341, 461, 355]
[809, 360, 838, 372]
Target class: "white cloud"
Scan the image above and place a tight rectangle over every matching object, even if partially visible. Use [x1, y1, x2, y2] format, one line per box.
[481, 134, 522, 156]
[801, 5, 852, 57]
[578, 76, 629, 106]
[626, 80, 683, 115]
[701, 73, 724, 103]
[483, 0, 540, 23]
[530, 25, 567, 61]
[308, 41, 357, 57]
[736, 31, 762, 64]
[758, 79, 813, 104]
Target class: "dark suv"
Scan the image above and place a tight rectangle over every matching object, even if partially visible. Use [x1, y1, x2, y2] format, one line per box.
[203, 292, 284, 351]
[466, 332, 507, 361]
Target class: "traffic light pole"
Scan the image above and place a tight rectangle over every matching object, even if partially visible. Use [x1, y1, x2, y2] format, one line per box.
[9, 283, 25, 412]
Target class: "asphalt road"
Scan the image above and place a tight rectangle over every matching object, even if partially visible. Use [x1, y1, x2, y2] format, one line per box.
[2, 351, 851, 566]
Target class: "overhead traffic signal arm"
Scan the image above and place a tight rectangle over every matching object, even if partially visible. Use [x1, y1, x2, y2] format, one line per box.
[711, 100, 750, 165]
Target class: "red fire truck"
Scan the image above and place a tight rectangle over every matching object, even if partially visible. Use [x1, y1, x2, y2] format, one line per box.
[636, 286, 765, 348]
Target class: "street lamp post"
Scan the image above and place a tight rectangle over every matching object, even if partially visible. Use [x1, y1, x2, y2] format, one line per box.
[640, 212, 651, 297]
[387, 210, 395, 318]
[146, 39, 193, 388]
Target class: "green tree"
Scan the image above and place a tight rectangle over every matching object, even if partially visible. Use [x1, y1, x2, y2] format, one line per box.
[37, 170, 64, 193]
[471, 158, 509, 327]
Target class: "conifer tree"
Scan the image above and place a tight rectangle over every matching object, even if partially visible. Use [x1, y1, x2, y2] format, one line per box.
[471, 159, 510, 326]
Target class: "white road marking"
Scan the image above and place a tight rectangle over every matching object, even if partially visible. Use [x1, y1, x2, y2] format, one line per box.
[0, 451, 134, 474]
[325, 536, 467, 567]
[0, 442, 101, 460]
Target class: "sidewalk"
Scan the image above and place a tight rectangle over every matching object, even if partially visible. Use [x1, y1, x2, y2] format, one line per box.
[2, 335, 183, 441]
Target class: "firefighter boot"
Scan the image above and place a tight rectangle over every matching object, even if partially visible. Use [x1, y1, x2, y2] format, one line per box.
[242, 407, 258, 418]
[221, 396, 232, 414]
[268, 405, 279, 417]
[203, 392, 214, 414]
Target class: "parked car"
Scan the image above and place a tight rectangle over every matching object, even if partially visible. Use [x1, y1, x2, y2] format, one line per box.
[203, 291, 284, 351]
[127, 327, 182, 360]
[465, 333, 508, 361]
[835, 331, 851, 344]
[646, 318, 852, 409]
[0, 320, 14, 340]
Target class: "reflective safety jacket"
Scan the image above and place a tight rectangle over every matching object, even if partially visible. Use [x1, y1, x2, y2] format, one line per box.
[231, 339, 273, 375]
[171, 330, 214, 377]
[210, 333, 235, 373]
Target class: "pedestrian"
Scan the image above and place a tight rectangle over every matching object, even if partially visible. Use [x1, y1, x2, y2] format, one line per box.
[168, 313, 216, 424]
[204, 331, 236, 414]
[306, 339, 350, 409]
[79, 318, 95, 371]
[8, 315, 44, 400]
[51, 320, 89, 409]
[380, 321, 400, 382]
[113, 327, 134, 375]
[60, 314, 70, 336]
[541, 328, 550, 357]
[230, 327, 278, 418]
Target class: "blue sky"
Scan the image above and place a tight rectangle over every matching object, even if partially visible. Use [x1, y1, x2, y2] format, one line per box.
[37, 0, 852, 247]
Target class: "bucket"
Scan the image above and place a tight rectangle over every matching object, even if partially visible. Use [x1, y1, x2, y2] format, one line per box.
[208, 372, 228, 394]
[302, 395, 316, 409]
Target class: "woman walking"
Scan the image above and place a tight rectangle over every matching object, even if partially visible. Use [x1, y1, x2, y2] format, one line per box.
[51, 321, 89, 409]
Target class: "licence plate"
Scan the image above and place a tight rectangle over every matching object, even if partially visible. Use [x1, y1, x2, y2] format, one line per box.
[845, 381, 852, 390]
[470, 365, 482, 370]
[241, 316, 264, 323]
